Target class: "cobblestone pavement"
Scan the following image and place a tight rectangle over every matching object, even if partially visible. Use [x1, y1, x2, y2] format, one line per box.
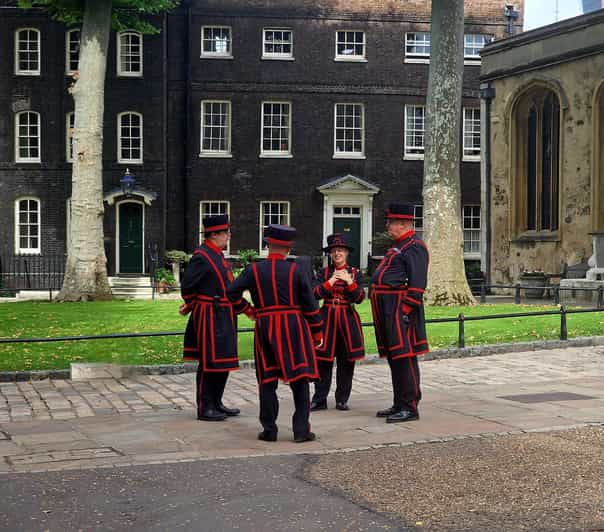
[0, 346, 602, 474]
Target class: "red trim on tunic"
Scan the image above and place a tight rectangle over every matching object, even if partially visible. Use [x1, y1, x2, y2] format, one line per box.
[252, 262, 265, 307]
[394, 230, 416, 244]
[267, 252, 286, 260]
[288, 262, 295, 305]
[203, 239, 225, 254]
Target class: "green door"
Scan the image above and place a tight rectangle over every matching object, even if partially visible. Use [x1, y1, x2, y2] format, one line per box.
[333, 217, 361, 268]
[119, 202, 143, 273]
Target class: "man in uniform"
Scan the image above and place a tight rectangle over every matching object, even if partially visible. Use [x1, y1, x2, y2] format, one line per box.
[180, 214, 253, 421]
[311, 233, 365, 412]
[370, 203, 429, 423]
[227, 224, 323, 443]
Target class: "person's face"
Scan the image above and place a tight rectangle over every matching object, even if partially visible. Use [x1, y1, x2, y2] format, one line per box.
[386, 218, 406, 239]
[211, 229, 230, 250]
[330, 247, 349, 266]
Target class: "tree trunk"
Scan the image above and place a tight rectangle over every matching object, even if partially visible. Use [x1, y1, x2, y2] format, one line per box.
[57, 0, 113, 301]
[423, 0, 475, 306]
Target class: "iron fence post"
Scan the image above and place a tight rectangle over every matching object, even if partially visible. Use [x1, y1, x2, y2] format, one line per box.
[457, 313, 465, 348]
[480, 282, 486, 304]
[553, 286, 560, 305]
[560, 305, 568, 341]
[514, 283, 521, 304]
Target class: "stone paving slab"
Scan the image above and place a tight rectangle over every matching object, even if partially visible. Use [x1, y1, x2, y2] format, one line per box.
[0, 345, 602, 474]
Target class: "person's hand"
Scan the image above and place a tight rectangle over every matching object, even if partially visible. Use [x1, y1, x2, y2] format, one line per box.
[328, 273, 338, 286]
[335, 270, 353, 285]
[179, 303, 192, 316]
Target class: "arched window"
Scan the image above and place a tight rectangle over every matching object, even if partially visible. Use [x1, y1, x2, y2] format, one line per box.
[15, 111, 41, 163]
[117, 112, 143, 163]
[15, 28, 40, 75]
[512, 86, 560, 234]
[15, 198, 41, 254]
[117, 31, 143, 76]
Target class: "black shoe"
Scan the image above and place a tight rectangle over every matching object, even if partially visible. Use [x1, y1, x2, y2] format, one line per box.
[376, 406, 399, 418]
[310, 401, 327, 412]
[294, 432, 316, 443]
[217, 403, 240, 417]
[386, 410, 419, 423]
[258, 430, 278, 442]
[198, 407, 227, 421]
[335, 402, 350, 411]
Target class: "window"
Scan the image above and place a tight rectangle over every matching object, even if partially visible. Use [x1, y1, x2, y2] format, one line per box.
[65, 28, 80, 74]
[259, 201, 290, 252]
[200, 101, 231, 156]
[463, 108, 481, 160]
[333, 206, 361, 216]
[118, 112, 143, 164]
[335, 31, 366, 61]
[15, 198, 41, 254]
[201, 26, 232, 57]
[117, 31, 142, 76]
[262, 28, 293, 59]
[405, 32, 430, 61]
[334, 103, 364, 158]
[404, 104, 425, 158]
[414, 205, 424, 240]
[66, 112, 75, 162]
[463, 205, 481, 254]
[512, 87, 560, 235]
[200, 201, 230, 253]
[15, 111, 41, 163]
[464, 34, 490, 60]
[261, 102, 291, 157]
[15, 28, 40, 75]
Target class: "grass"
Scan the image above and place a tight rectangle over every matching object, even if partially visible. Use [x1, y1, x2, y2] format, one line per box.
[0, 300, 603, 371]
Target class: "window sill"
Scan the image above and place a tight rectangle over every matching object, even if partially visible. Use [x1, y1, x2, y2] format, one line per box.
[199, 152, 232, 158]
[333, 153, 366, 160]
[463, 252, 481, 260]
[261, 56, 295, 61]
[403, 154, 424, 161]
[463, 59, 481, 66]
[200, 54, 234, 60]
[462, 156, 481, 163]
[15, 160, 41, 164]
[117, 160, 143, 165]
[404, 57, 430, 64]
[15, 251, 41, 256]
[334, 57, 368, 63]
[116, 73, 143, 78]
[512, 231, 560, 243]
[15, 72, 41, 77]
[259, 153, 293, 158]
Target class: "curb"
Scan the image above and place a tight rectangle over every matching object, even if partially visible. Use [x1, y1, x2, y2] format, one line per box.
[1, 335, 603, 383]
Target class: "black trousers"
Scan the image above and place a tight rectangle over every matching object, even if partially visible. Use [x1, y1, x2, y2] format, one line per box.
[195, 365, 229, 416]
[388, 356, 421, 413]
[312, 348, 355, 405]
[259, 378, 311, 437]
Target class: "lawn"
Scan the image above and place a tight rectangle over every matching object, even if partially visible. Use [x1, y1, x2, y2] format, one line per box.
[0, 300, 603, 371]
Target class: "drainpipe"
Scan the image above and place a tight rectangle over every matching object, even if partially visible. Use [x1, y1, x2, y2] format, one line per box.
[183, 0, 193, 252]
[480, 83, 495, 285]
[161, 12, 168, 256]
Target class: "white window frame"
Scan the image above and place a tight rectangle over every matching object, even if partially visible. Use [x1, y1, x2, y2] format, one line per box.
[117, 31, 143, 77]
[260, 101, 292, 158]
[463, 205, 481, 257]
[414, 205, 424, 240]
[15, 111, 41, 163]
[15, 28, 41, 76]
[200, 201, 231, 254]
[333, 103, 365, 159]
[200, 100, 232, 157]
[66, 111, 75, 163]
[259, 201, 290, 254]
[334, 30, 366, 62]
[262, 28, 294, 60]
[404, 32, 430, 64]
[404, 104, 425, 160]
[117, 111, 143, 164]
[15, 197, 41, 255]
[65, 28, 80, 75]
[463, 34, 491, 63]
[463, 107, 481, 161]
[201, 25, 233, 59]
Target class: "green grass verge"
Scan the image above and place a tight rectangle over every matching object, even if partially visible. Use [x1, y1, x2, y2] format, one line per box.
[0, 300, 602, 371]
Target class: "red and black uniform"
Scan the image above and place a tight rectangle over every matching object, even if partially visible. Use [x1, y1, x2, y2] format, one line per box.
[370, 229, 429, 413]
[182, 239, 250, 417]
[227, 253, 323, 438]
[311, 265, 365, 405]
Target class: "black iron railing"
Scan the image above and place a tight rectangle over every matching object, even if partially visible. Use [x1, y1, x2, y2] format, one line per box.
[0, 253, 65, 292]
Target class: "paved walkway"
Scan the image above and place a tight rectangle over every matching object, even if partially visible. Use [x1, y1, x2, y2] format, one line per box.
[0, 346, 602, 474]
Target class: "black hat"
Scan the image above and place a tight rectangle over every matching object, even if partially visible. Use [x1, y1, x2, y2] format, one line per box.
[263, 224, 296, 247]
[202, 214, 230, 233]
[323, 233, 354, 253]
[385, 203, 415, 221]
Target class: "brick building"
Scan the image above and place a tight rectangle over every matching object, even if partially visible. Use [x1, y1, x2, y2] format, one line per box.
[0, 0, 522, 281]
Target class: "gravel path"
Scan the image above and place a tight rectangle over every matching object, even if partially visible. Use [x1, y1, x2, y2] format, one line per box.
[308, 426, 604, 531]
